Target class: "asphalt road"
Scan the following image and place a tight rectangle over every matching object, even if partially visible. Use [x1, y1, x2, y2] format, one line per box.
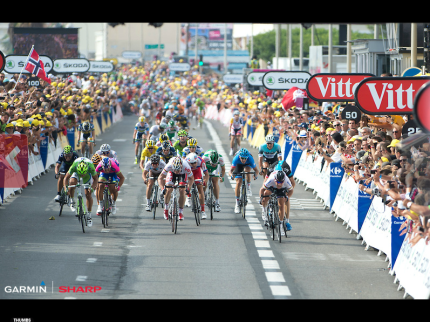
[0, 113, 404, 301]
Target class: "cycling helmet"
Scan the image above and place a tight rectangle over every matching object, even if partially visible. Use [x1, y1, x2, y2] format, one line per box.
[146, 140, 155, 148]
[168, 120, 175, 127]
[161, 141, 171, 150]
[91, 153, 102, 167]
[186, 153, 198, 164]
[159, 134, 169, 143]
[209, 151, 219, 164]
[233, 110, 240, 115]
[63, 145, 72, 155]
[172, 157, 182, 171]
[159, 122, 167, 129]
[150, 154, 160, 164]
[265, 135, 275, 143]
[178, 129, 188, 137]
[275, 171, 285, 183]
[77, 161, 88, 176]
[238, 148, 250, 159]
[187, 138, 198, 147]
[101, 157, 111, 170]
[100, 144, 111, 152]
[139, 116, 146, 123]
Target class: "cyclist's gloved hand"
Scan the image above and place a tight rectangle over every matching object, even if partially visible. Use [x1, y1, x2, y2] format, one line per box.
[55, 173, 59, 179]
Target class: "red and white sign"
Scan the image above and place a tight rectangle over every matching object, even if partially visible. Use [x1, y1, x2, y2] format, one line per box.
[306, 73, 374, 102]
[413, 81, 430, 133]
[354, 77, 430, 115]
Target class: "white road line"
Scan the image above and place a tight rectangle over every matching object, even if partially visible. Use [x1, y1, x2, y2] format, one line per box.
[205, 119, 291, 297]
[76, 276, 87, 281]
[86, 258, 97, 263]
[93, 242, 103, 247]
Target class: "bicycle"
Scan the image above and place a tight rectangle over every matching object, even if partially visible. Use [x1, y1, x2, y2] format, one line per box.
[263, 190, 288, 243]
[56, 172, 69, 217]
[68, 179, 91, 233]
[165, 181, 186, 234]
[231, 128, 241, 156]
[149, 176, 160, 220]
[79, 137, 94, 159]
[205, 177, 215, 220]
[134, 137, 145, 163]
[237, 171, 255, 219]
[99, 181, 116, 228]
[190, 179, 202, 226]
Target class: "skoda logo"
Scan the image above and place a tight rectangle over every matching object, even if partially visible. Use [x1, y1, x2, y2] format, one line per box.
[266, 77, 275, 85]
[6, 60, 14, 69]
[250, 76, 255, 81]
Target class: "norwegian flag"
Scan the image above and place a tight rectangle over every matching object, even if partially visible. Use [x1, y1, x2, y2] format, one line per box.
[24, 47, 51, 84]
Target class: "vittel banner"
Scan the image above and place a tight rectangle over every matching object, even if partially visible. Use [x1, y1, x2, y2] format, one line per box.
[354, 77, 430, 115]
[53, 58, 90, 73]
[306, 73, 374, 102]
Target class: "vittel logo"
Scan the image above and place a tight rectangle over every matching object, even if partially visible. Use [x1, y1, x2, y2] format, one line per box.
[366, 82, 415, 110]
[315, 77, 360, 98]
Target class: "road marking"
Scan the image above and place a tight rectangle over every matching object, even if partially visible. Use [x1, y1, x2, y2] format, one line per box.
[205, 119, 291, 297]
[93, 242, 103, 247]
[101, 229, 110, 233]
[86, 258, 97, 263]
[76, 276, 87, 281]
[113, 139, 127, 142]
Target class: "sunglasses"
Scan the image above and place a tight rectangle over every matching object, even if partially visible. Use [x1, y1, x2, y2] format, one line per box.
[147, 147, 154, 150]
[393, 131, 399, 133]
[276, 180, 284, 184]
[240, 157, 248, 161]
[101, 151, 110, 155]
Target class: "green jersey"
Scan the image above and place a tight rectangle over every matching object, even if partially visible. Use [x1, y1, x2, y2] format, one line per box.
[203, 150, 225, 173]
[173, 139, 187, 155]
[68, 157, 96, 181]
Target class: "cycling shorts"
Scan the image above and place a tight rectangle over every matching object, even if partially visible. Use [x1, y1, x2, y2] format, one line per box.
[99, 172, 119, 183]
[166, 172, 187, 187]
[230, 127, 242, 136]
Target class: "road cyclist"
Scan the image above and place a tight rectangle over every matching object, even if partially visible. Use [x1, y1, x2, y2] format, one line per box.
[142, 154, 166, 211]
[156, 141, 177, 164]
[202, 149, 226, 213]
[139, 139, 157, 170]
[228, 148, 259, 214]
[258, 134, 283, 178]
[229, 110, 244, 156]
[133, 116, 150, 164]
[62, 157, 99, 227]
[184, 152, 209, 218]
[77, 120, 95, 158]
[54, 145, 79, 202]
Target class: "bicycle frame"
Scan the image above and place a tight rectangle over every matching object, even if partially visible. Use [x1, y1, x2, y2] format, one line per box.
[165, 182, 186, 234]
[68, 180, 91, 233]
[239, 171, 255, 219]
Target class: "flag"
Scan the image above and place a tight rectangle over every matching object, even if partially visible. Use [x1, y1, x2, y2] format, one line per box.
[280, 86, 317, 111]
[24, 47, 51, 84]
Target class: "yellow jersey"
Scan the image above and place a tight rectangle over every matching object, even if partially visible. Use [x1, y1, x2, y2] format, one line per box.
[140, 146, 156, 161]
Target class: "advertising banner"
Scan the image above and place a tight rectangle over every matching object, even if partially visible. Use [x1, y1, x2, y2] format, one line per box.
[354, 76, 430, 115]
[53, 58, 90, 73]
[4, 55, 53, 74]
[0, 134, 28, 189]
[262, 71, 311, 90]
[329, 162, 344, 212]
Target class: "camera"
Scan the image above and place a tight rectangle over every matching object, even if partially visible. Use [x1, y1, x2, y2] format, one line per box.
[372, 187, 381, 197]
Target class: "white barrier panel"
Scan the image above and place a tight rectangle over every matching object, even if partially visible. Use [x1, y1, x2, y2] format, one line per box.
[359, 196, 392, 259]
[393, 237, 430, 299]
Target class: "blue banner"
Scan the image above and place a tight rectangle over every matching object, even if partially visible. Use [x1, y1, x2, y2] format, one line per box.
[358, 182, 373, 232]
[67, 126, 75, 151]
[329, 162, 344, 211]
[289, 141, 303, 176]
[391, 215, 407, 267]
[97, 114, 103, 133]
[39, 136, 49, 169]
[283, 136, 292, 161]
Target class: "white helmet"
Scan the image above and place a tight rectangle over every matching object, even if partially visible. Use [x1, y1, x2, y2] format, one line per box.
[265, 135, 275, 143]
[186, 153, 198, 164]
[100, 144, 111, 152]
[172, 157, 182, 171]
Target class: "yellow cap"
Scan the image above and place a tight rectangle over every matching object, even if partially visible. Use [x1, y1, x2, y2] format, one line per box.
[388, 139, 400, 148]
[23, 121, 30, 127]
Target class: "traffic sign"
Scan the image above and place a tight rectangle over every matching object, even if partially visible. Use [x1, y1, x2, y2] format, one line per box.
[262, 71, 311, 90]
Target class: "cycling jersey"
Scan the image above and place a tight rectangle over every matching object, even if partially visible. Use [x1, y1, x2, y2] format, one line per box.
[140, 146, 157, 161]
[96, 157, 121, 183]
[68, 157, 97, 184]
[174, 114, 189, 128]
[231, 153, 257, 169]
[182, 146, 204, 158]
[258, 142, 282, 161]
[189, 156, 208, 181]
[77, 122, 95, 134]
[264, 170, 293, 192]
[173, 140, 188, 156]
[149, 125, 165, 140]
[156, 146, 177, 163]
[273, 160, 293, 178]
[230, 117, 244, 130]
[166, 126, 179, 140]
[56, 151, 80, 167]
[135, 122, 149, 134]
[144, 159, 166, 174]
[161, 158, 193, 177]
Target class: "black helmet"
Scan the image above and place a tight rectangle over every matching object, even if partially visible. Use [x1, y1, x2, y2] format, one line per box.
[275, 171, 285, 182]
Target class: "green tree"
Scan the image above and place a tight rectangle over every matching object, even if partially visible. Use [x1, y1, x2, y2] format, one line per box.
[249, 25, 375, 62]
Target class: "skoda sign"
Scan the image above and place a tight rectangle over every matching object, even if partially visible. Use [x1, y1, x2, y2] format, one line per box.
[53, 58, 90, 73]
[262, 71, 311, 90]
[4, 55, 53, 74]
[88, 61, 114, 73]
[247, 72, 266, 86]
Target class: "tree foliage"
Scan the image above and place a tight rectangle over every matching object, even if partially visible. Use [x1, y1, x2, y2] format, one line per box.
[249, 25, 377, 62]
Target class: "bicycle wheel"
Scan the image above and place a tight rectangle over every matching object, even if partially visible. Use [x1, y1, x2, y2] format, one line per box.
[273, 204, 281, 243]
[269, 205, 275, 241]
[58, 188, 67, 217]
[78, 196, 85, 233]
[241, 183, 247, 219]
[193, 189, 200, 226]
[103, 189, 109, 228]
[209, 183, 214, 220]
[172, 196, 178, 234]
[152, 185, 158, 220]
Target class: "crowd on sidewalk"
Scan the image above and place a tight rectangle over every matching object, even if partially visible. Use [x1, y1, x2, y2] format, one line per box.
[1, 59, 429, 248]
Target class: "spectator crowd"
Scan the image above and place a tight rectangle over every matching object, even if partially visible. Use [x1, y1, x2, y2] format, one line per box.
[1, 59, 429, 249]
